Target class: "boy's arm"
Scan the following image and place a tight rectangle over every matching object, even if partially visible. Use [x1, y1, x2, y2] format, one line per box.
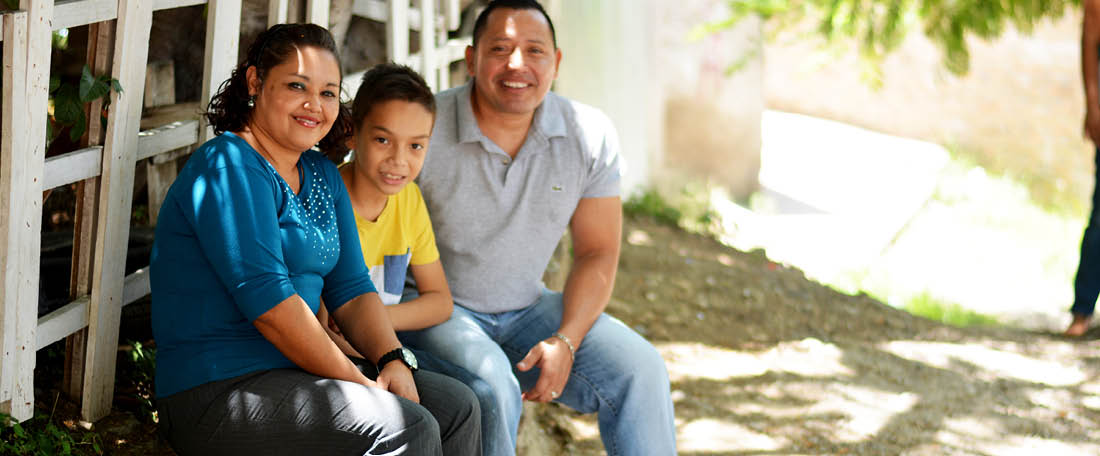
[388, 260, 453, 331]
[316, 301, 364, 358]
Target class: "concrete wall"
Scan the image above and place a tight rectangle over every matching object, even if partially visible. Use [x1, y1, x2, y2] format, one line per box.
[549, 0, 764, 200]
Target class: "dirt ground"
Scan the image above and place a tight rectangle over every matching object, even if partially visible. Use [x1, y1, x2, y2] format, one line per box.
[26, 213, 1100, 455]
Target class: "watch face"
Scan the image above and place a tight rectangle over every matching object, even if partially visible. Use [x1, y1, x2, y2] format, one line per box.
[401, 348, 418, 370]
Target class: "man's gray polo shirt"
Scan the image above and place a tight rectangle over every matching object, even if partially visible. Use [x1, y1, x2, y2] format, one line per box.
[417, 82, 622, 314]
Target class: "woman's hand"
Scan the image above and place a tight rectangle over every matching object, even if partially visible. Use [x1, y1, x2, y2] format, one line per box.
[377, 362, 419, 403]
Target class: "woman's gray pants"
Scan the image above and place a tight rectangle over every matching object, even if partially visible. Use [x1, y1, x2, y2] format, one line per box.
[156, 359, 481, 455]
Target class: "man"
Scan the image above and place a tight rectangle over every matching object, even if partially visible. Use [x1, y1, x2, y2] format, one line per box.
[1069, 0, 1100, 336]
[399, 0, 677, 454]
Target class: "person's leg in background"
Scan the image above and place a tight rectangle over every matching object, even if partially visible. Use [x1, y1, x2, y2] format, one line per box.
[1069, 148, 1100, 336]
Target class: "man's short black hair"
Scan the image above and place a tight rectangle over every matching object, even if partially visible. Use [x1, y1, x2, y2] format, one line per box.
[471, 0, 557, 49]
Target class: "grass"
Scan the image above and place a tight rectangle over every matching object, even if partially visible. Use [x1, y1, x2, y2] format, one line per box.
[902, 291, 1000, 327]
[0, 411, 103, 456]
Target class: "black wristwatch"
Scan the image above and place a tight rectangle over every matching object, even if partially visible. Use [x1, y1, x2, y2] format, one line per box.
[378, 347, 418, 372]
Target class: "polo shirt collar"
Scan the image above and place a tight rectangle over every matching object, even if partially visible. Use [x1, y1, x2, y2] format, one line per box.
[455, 81, 568, 145]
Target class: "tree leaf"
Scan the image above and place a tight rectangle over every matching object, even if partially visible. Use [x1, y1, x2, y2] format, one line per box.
[78, 65, 96, 101]
[69, 118, 87, 143]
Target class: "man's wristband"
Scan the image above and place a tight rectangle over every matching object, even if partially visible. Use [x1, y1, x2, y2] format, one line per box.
[552, 332, 575, 360]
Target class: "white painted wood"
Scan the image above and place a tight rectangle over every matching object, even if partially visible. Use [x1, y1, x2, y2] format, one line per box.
[122, 267, 151, 307]
[268, 0, 289, 26]
[1, 0, 53, 421]
[43, 147, 104, 190]
[442, 0, 458, 31]
[418, 0, 436, 90]
[53, 0, 116, 31]
[355, 0, 422, 30]
[36, 297, 90, 351]
[82, 0, 152, 422]
[0, 10, 28, 415]
[386, 0, 409, 64]
[153, 0, 209, 11]
[138, 119, 200, 160]
[307, 0, 328, 26]
[200, 0, 241, 143]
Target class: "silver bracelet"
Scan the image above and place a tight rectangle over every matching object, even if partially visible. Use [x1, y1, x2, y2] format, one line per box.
[551, 332, 575, 360]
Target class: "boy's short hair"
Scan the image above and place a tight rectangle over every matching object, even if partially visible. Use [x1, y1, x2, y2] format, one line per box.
[350, 63, 436, 131]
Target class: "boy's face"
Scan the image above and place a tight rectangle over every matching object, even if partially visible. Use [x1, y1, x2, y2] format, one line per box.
[350, 99, 434, 196]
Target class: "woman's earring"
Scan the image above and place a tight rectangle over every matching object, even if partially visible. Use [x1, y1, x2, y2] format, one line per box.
[247, 95, 256, 108]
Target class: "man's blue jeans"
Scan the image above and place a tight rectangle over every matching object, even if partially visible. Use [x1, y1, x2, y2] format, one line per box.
[1074, 148, 1100, 317]
[399, 289, 677, 456]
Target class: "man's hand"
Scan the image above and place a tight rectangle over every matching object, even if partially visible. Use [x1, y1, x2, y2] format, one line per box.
[1086, 108, 1100, 146]
[516, 337, 573, 402]
[377, 362, 419, 403]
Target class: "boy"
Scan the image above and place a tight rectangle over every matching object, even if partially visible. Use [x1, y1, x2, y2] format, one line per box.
[318, 63, 508, 456]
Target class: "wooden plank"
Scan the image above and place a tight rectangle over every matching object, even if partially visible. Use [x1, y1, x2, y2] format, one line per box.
[146, 158, 177, 224]
[268, 0, 289, 26]
[53, 0, 116, 31]
[144, 60, 176, 108]
[419, 0, 436, 90]
[306, 0, 328, 27]
[36, 297, 90, 351]
[64, 20, 112, 402]
[200, 0, 241, 143]
[122, 268, 150, 306]
[138, 118, 200, 160]
[355, 0, 422, 31]
[0, 10, 28, 415]
[1, 0, 52, 421]
[43, 147, 104, 190]
[152, 0, 208, 11]
[442, 0, 458, 31]
[81, 0, 152, 422]
[386, 0, 409, 64]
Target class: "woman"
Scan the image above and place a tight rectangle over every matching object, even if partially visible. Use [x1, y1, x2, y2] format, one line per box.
[150, 24, 480, 455]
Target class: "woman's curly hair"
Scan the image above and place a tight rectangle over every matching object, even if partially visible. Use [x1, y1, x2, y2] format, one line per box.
[204, 23, 352, 157]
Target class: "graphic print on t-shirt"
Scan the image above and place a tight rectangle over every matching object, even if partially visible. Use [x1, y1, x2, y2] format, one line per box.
[370, 248, 411, 305]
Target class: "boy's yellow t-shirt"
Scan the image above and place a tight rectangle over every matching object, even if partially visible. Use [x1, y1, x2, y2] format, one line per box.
[352, 182, 439, 305]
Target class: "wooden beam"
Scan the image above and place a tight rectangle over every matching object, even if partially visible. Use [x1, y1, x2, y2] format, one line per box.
[53, 0, 116, 31]
[0, 10, 28, 417]
[36, 297, 90, 351]
[81, 0, 151, 422]
[138, 119, 200, 161]
[306, 0, 328, 27]
[43, 147, 103, 190]
[121, 268, 150, 307]
[268, 0, 289, 26]
[386, 0, 409, 65]
[0, 0, 52, 421]
[65, 20, 112, 402]
[38, 267, 149, 353]
[442, 0, 459, 31]
[419, 0, 437, 90]
[152, 0, 208, 11]
[200, 0, 241, 143]
[355, 0, 423, 31]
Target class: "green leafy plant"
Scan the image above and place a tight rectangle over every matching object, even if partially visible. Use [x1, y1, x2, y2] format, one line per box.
[124, 340, 157, 423]
[624, 189, 682, 227]
[696, 0, 1079, 81]
[0, 412, 102, 456]
[48, 65, 123, 145]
